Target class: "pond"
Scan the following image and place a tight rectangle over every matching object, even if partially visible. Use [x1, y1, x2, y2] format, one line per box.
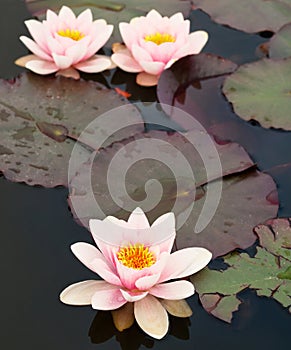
[1, 0, 290, 349]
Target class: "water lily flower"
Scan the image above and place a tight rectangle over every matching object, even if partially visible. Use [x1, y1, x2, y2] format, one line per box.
[60, 208, 212, 339]
[111, 9, 208, 86]
[15, 6, 114, 79]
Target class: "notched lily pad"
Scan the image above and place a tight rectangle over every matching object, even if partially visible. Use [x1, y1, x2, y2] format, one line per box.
[192, 0, 291, 34]
[223, 58, 291, 130]
[269, 23, 291, 58]
[68, 129, 278, 258]
[25, 0, 191, 43]
[191, 218, 291, 323]
[0, 73, 143, 187]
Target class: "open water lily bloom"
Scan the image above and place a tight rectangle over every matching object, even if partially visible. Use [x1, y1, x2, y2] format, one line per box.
[60, 208, 212, 339]
[15, 6, 114, 79]
[111, 9, 208, 86]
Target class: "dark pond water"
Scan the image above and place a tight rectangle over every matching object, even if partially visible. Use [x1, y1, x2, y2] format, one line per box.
[1, 1, 290, 349]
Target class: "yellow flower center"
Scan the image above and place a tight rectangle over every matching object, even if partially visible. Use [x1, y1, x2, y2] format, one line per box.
[117, 244, 156, 270]
[144, 32, 176, 45]
[57, 29, 85, 41]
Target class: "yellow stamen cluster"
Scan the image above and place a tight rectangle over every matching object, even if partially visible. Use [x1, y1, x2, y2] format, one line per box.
[57, 29, 85, 41]
[117, 244, 156, 270]
[144, 32, 176, 45]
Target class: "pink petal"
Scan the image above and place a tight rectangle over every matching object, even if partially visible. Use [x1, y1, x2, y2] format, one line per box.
[119, 22, 137, 49]
[76, 8, 93, 28]
[174, 30, 208, 59]
[139, 60, 165, 75]
[71, 242, 121, 285]
[46, 36, 64, 55]
[136, 72, 159, 87]
[115, 258, 148, 290]
[169, 12, 184, 23]
[120, 289, 148, 302]
[55, 67, 80, 79]
[159, 247, 212, 282]
[111, 51, 143, 73]
[60, 280, 104, 305]
[24, 19, 48, 50]
[45, 9, 59, 32]
[131, 44, 153, 63]
[25, 59, 58, 74]
[134, 295, 168, 339]
[58, 5, 76, 28]
[146, 9, 163, 22]
[66, 41, 88, 64]
[135, 274, 160, 290]
[74, 55, 113, 73]
[52, 53, 73, 69]
[127, 207, 150, 229]
[91, 284, 127, 310]
[151, 212, 175, 252]
[19, 36, 51, 61]
[85, 24, 113, 58]
[150, 280, 195, 300]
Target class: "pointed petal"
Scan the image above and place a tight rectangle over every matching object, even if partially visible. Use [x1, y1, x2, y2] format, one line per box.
[134, 295, 168, 339]
[56, 67, 80, 79]
[131, 44, 153, 63]
[146, 9, 163, 21]
[120, 289, 148, 302]
[91, 284, 127, 310]
[24, 19, 48, 50]
[25, 59, 58, 74]
[111, 51, 143, 73]
[135, 274, 160, 290]
[111, 302, 134, 331]
[139, 61, 165, 75]
[74, 55, 113, 73]
[160, 299, 193, 317]
[174, 30, 208, 59]
[58, 5, 76, 27]
[159, 247, 212, 282]
[150, 280, 194, 300]
[127, 207, 150, 228]
[71, 242, 121, 285]
[19, 36, 51, 60]
[52, 53, 73, 69]
[60, 280, 103, 305]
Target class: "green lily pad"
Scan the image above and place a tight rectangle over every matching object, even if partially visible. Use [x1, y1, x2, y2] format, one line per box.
[0, 72, 143, 187]
[68, 129, 278, 258]
[222, 58, 291, 130]
[269, 23, 291, 58]
[25, 0, 191, 44]
[191, 218, 291, 323]
[192, 0, 291, 34]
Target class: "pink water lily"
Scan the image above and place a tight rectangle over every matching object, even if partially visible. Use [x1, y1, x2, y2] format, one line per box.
[15, 6, 114, 79]
[60, 208, 212, 339]
[111, 9, 208, 86]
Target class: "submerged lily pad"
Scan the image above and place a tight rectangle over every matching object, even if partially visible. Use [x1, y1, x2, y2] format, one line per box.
[0, 73, 143, 187]
[68, 129, 278, 258]
[269, 23, 291, 58]
[25, 0, 191, 43]
[223, 58, 291, 130]
[191, 218, 291, 322]
[192, 0, 291, 34]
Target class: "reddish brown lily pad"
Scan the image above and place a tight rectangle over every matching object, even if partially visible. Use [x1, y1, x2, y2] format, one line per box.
[0, 73, 143, 187]
[191, 218, 291, 323]
[68, 129, 278, 258]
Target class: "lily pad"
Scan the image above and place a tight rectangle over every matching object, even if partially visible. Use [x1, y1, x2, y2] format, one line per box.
[157, 54, 237, 130]
[192, 0, 291, 34]
[269, 23, 291, 58]
[191, 218, 291, 323]
[68, 129, 278, 258]
[25, 0, 191, 43]
[222, 58, 291, 130]
[0, 72, 143, 187]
